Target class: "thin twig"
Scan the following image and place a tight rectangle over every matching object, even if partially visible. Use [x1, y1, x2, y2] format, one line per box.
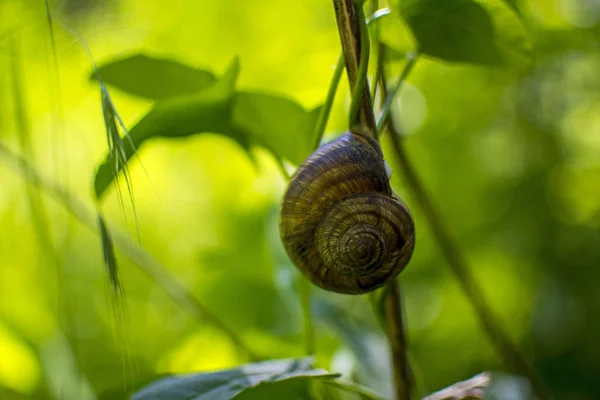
[313, 55, 345, 150]
[0, 143, 258, 362]
[331, 1, 412, 399]
[375, 46, 414, 400]
[377, 50, 552, 399]
[376, 52, 418, 135]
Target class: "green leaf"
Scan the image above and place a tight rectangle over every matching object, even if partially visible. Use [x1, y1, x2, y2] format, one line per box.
[94, 62, 320, 199]
[132, 357, 339, 400]
[396, 0, 533, 66]
[93, 54, 217, 100]
[94, 58, 244, 199]
[232, 92, 321, 166]
[375, 13, 417, 57]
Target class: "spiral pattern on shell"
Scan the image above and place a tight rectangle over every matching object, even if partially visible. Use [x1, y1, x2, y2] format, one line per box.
[279, 132, 415, 294]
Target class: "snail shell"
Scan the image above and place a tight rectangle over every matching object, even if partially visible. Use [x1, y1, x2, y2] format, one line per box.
[279, 131, 415, 294]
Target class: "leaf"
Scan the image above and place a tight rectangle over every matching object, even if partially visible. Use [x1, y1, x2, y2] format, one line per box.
[94, 59, 321, 199]
[375, 13, 417, 57]
[98, 375, 171, 400]
[232, 92, 321, 165]
[93, 54, 217, 100]
[396, 0, 533, 66]
[423, 372, 491, 400]
[94, 58, 244, 199]
[132, 357, 339, 400]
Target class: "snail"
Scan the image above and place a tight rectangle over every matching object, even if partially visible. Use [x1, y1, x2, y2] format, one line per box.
[279, 130, 415, 294]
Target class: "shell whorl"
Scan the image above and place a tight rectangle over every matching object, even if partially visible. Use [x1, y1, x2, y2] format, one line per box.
[279, 132, 415, 294]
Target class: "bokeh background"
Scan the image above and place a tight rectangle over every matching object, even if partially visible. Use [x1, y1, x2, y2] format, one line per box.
[1, 0, 599, 398]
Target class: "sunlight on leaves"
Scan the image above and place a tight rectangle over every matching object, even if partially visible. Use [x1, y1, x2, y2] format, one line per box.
[93, 56, 320, 199]
[0, 323, 40, 395]
[94, 58, 243, 199]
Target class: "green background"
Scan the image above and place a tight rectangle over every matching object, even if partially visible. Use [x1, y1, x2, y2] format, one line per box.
[0, 0, 599, 398]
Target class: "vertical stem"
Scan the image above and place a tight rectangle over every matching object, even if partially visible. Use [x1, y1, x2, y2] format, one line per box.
[332, 0, 377, 140]
[377, 48, 552, 400]
[376, 49, 414, 400]
[384, 282, 413, 400]
[299, 277, 315, 355]
[332, 1, 411, 399]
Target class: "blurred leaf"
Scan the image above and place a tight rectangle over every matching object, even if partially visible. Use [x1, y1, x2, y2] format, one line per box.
[232, 92, 320, 166]
[396, 0, 533, 66]
[484, 373, 533, 400]
[94, 57, 244, 199]
[93, 54, 217, 100]
[94, 58, 320, 199]
[375, 13, 417, 57]
[132, 357, 338, 400]
[98, 374, 170, 400]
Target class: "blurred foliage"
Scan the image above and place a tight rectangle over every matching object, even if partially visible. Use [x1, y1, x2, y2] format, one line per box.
[0, 0, 599, 399]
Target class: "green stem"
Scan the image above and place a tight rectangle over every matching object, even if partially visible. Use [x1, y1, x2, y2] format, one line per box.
[377, 49, 553, 399]
[299, 277, 315, 355]
[348, 2, 371, 132]
[376, 52, 418, 136]
[312, 7, 391, 150]
[383, 282, 413, 400]
[313, 55, 345, 150]
[332, 0, 377, 140]
[332, 2, 411, 399]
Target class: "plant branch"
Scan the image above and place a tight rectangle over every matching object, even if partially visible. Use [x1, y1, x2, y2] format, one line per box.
[332, 0, 377, 140]
[313, 55, 345, 150]
[312, 7, 391, 150]
[376, 52, 418, 135]
[0, 143, 258, 362]
[377, 51, 552, 399]
[332, 1, 412, 399]
[383, 282, 413, 400]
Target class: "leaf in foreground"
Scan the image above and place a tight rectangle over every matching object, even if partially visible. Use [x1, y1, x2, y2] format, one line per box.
[232, 91, 321, 165]
[93, 54, 217, 100]
[132, 357, 338, 400]
[94, 58, 243, 199]
[396, 0, 533, 66]
[94, 57, 321, 199]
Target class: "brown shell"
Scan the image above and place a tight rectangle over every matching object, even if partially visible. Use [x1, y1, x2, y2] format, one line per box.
[279, 131, 415, 294]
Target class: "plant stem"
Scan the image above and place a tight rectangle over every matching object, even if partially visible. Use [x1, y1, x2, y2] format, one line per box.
[376, 52, 418, 136]
[383, 282, 413, 400]
[377, 51, 552, 399]
[313, 55, 345, 150]
[332, 0, 377, 140]
[332, 1, 411, 399]
[312, 8, 391, 150]
[347, 4, 371, 132]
